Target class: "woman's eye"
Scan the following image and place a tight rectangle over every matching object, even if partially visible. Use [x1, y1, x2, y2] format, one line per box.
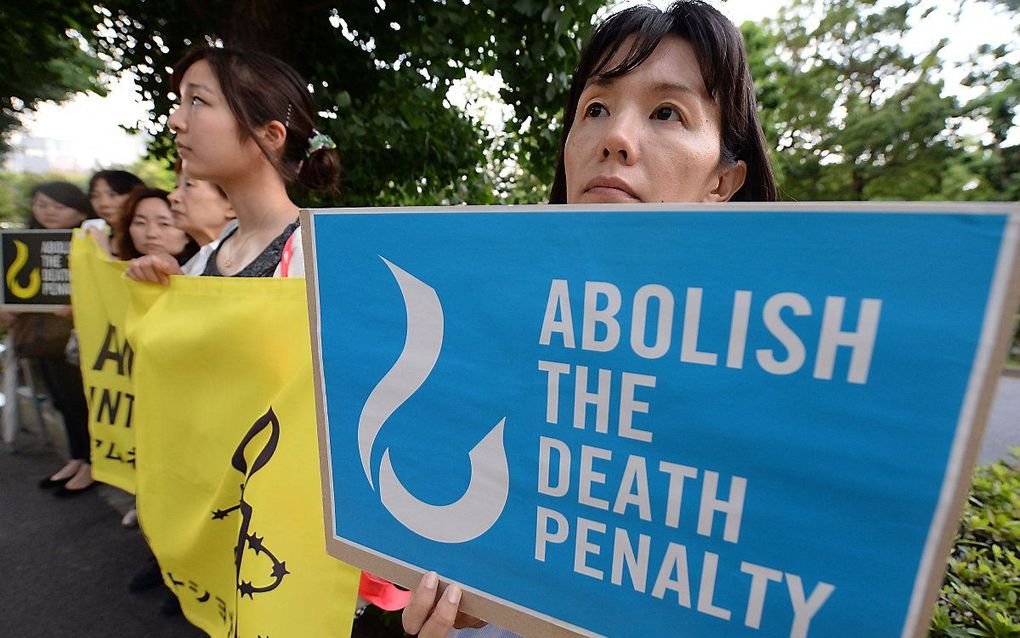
[652, 106, 681, 122]
[191, 95, 205, 106]
[585, 102, 608, 118]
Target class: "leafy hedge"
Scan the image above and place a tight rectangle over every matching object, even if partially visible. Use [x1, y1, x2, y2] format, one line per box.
[930, 450, 1020, 638]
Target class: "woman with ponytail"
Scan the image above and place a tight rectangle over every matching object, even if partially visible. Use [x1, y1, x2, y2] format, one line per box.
[402, 0, 776, 635]
[122, 46, 406, 619]
[126, 47, 341, 282]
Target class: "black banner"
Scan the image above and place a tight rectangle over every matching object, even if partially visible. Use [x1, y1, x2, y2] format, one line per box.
[1, 230, 73, 308]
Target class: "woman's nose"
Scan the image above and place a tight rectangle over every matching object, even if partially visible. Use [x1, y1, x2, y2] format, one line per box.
[600, 111, 639, 165]
[168, 105, 185, 133]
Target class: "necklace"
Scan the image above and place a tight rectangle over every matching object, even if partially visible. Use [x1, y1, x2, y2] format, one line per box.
[222, 230, 255, 269]
[221, 209, 281, 270]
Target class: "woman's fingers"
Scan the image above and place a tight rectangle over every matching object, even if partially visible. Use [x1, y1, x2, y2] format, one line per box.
[402, 571, 441, 635]
[417, 583, 462, 638]
[125, 254, 182, 285]
[125, 258, 156, 283]
[125, 257, 149, 282]
[402, 572, 470, 638]
[152, 254, 184, 280]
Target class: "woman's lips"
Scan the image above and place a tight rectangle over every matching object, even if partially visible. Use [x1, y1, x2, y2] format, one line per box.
[584, 186, 640, 202]
[582, 176, 640, 202]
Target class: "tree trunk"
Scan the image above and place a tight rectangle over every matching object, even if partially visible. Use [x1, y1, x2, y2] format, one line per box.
[851, 168, 865, 200]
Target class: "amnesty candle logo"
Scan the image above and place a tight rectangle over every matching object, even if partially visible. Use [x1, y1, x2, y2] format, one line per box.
[357, 258, 509, 544]
[6, 239, 41, 298]
[213, 407, 290, 599]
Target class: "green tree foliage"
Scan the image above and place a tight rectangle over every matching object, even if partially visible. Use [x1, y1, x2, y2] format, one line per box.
[82, 0, 602, 206]
[744, 0, 1020, 202]
[126, 156, 176, 192]
[0, 2, 107, 155]
[959, 0, 1020, 201]
[747, 0, 973, 201]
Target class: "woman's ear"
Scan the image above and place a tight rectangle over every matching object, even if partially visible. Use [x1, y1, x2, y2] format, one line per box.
[704, 160, 747, 203]
[258, 120, 289, 154]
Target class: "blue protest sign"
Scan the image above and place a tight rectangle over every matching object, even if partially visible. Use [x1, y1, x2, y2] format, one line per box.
[303, 203, 1019, 638]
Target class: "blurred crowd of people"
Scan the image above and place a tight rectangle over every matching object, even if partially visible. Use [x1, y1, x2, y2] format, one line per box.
[9, 164, 239, 615]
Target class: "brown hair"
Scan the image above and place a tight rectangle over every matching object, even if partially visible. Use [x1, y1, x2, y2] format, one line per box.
[171, 47, 341, 193]
[28, 182, 94, 229]
[114, 187, 171, 259]
[89, 170, 144, 198]
[549, 0, 777, 203]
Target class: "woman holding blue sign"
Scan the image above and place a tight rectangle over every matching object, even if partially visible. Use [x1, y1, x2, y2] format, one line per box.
[546, 4, 775, 206]
[403, 1, 775, 636]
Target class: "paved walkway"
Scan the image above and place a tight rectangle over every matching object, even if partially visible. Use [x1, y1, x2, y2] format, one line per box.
[0, 435, 399, 637]
[0, 445, 204, 637]
[979, 375, 1020, 465]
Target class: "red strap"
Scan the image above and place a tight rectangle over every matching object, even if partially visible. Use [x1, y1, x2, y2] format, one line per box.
[358, 572, 411, 610]
[279, 231, 296, 277]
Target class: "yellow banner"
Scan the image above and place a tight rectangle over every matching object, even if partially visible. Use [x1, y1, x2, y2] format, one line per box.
[71, 237, 360, 637]
[70, 231, 136, 493]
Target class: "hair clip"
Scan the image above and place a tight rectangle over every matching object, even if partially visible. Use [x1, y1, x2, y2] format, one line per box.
[284, 103, 293, 128]
[306, 129, 337, 157]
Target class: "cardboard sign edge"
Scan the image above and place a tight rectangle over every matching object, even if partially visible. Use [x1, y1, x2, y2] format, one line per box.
[304, 203, 1020, 638]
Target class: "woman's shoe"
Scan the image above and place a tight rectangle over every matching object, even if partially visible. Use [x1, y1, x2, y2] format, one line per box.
[38, 475, 72, 489]
[39, 461, 84, 489]
[53, 482, 96, 498]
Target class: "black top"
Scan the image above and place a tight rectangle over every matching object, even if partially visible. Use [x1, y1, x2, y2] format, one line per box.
[175, 239, 201, 267]
[202, 221, 299, 278]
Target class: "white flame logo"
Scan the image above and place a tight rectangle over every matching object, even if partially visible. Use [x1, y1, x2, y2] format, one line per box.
[357, 257, 509, 544]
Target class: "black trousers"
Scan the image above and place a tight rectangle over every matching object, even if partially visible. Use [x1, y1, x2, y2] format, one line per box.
[36, 356, 91, 462]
